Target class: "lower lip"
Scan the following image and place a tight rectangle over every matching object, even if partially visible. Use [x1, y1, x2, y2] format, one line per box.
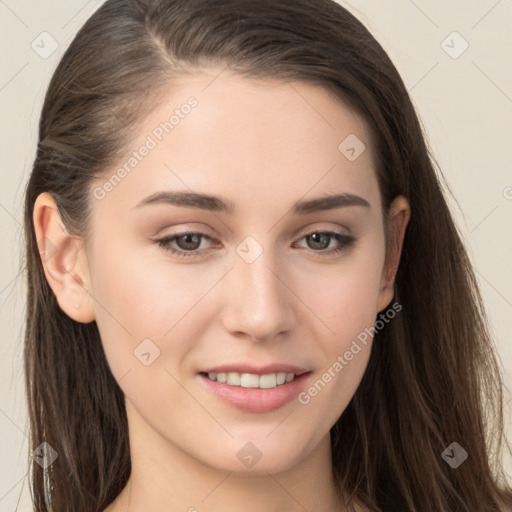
[198, 372, 312, 413]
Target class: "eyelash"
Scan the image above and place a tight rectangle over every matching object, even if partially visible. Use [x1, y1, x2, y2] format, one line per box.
[155, 230, 356, 258]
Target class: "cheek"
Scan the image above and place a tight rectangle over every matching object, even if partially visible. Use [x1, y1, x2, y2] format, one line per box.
[295, 242, 384, 409]
[87, 238, 221, 377]
[303, 246, 385, 338]
[297, 269, 379, 422]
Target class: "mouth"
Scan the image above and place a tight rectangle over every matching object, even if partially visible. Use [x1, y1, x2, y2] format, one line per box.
[197, 369, 313, 413]
[199, 371, 300, 389]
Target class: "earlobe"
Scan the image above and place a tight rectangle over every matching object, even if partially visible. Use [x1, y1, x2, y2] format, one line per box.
[33, 192, 95, 323]
[376, 195, 411, 313]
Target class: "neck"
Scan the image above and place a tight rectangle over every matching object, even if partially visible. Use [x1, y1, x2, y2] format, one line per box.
[104, 399, 353, 512]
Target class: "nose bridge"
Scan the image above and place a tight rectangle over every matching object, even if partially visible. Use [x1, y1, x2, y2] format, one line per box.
[223, 235, 294, 340]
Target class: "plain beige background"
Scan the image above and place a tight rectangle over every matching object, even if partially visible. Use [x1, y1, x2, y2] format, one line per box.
[1, 0, 511, 509]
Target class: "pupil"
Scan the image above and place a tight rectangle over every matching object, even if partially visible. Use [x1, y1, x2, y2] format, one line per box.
[309, 233, 329, 249]
[179, 234, 200, 250]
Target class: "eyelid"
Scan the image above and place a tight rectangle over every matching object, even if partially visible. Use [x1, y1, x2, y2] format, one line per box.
[155, 222, 351, 245]
[155, 225, 356, 259]
[293, 222, 352, 238]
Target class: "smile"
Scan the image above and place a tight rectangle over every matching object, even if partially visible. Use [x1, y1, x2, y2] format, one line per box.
[203, 371, 297, 389]
[198, 371, 312, 413]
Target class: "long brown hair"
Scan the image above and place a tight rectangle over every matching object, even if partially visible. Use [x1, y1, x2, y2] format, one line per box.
[22, 0, 512, 510]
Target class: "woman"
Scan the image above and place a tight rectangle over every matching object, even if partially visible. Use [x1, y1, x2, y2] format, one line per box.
[23, 0, 512, 510]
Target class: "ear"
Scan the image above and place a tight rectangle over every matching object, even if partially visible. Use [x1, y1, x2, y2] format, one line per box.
[33, 192, 95, 323]
[376, 195, 410, 313]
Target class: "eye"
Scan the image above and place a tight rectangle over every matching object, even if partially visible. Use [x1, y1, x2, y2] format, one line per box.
[156, 232, 215, 258]
[155, 230, 356, 258]
[294, 231, 356, 256]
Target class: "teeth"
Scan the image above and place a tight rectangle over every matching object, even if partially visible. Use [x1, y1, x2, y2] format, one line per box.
[206, 371, 296, 389]
[227, 372, 241, 386]
[258, 373, 277, 388]
[241, 373, 260, 388]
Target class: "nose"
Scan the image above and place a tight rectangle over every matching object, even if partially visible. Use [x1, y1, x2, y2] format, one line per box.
[220, 242, 296, 343]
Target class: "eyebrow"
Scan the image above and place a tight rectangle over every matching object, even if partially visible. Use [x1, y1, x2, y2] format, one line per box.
[133, 190, 371, 214]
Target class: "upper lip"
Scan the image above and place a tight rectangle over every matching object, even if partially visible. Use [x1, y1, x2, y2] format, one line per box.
[200, 364, 310, 376]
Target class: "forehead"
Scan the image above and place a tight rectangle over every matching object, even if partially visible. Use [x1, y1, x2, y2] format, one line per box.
[92, 67, 380, 217]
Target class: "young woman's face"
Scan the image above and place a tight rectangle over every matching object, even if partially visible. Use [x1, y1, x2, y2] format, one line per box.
[81, 68, 399, 475]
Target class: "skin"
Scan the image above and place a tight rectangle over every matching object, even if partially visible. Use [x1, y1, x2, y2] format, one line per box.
[34, 67, 410, 512]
